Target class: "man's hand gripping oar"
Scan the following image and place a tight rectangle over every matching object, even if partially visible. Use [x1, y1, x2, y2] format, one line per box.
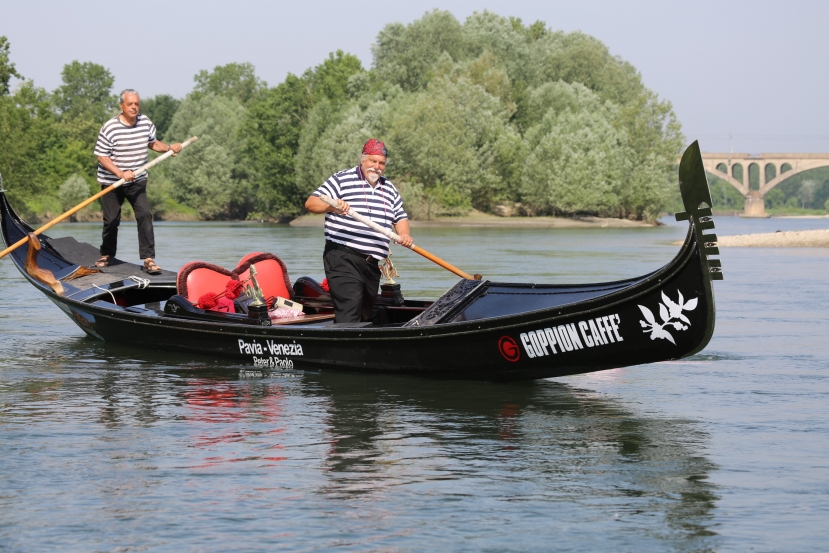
[0, 136, 198, 260]
[318, 194, 481, 281]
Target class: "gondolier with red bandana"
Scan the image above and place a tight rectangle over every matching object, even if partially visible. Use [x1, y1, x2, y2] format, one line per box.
[305, 139, 413, 323]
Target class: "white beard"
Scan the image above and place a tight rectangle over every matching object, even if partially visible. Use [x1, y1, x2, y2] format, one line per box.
[366, 171, 381, 185]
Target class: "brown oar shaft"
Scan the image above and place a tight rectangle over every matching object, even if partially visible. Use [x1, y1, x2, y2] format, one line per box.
[0, 136, 198, 260]
[318, 194, 475, 280]
[409, 245, 474, 280]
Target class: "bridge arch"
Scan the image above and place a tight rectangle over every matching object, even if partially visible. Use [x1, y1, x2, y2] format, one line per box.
[748, 163, 761, 190]
[700, 152, 829, 216]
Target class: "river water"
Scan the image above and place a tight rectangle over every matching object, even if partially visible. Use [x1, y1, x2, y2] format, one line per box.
[1, 216, 827, 552]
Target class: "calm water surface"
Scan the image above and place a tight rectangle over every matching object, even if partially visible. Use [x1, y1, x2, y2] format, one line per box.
[1, 216, 827, 552]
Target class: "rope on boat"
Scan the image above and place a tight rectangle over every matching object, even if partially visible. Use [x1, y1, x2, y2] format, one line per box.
[92, 284, 117, 305]
[128, 276, 151, 289]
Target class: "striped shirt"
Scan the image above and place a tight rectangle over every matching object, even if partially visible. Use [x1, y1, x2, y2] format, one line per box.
[313, 166, 408, 259]
[94, 114, 157, 185]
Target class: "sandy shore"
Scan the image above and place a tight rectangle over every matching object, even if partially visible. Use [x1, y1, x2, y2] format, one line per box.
[289, 211, 654, 229]
[717, 229, 829, 248]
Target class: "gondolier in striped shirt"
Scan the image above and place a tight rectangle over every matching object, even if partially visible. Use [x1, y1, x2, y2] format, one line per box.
[305, 139, 413, 323]
[93, 89, 182, 274]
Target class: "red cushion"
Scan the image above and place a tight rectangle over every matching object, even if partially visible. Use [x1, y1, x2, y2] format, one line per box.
[233, 252, 293, 300]
[177, 262, 236, 304]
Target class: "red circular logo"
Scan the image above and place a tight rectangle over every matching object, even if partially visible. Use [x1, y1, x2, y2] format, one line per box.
[498, 336, 520, 362]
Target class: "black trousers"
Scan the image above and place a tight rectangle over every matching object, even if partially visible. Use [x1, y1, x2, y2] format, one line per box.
[323, 243, 381, 323]
[99, 181, 155, 260]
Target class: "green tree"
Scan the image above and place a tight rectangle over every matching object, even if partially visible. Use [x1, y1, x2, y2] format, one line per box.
[306, 50, 363, 105]
[520, 100, 631, 216]
[461, 11, 534, 86]
[58, 174, 93, 219]
[366, 11, 682, 220]
[242, 51, 364, 218]
[53, 61, 117, 123]
[616, 89, 683, 170]
[140, 94, 181, 139]
[193, 62, 265, 105]
[798, 179, 817, 209]
[0, 82, 91, 217]
[0, 36, 23, 96]
[373, 10, 467, 91]
[164, 93, 247, 219]
[387, 77, 520, 213]
[529, 30, 644, 105]
[765, 188, 785, 209]
[294, 98, 350, 188]
[241, 74, 313, 218]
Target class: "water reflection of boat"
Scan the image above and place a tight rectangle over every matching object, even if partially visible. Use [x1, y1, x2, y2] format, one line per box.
[0, 142, 722, 381]
[295, 371, 720, 541]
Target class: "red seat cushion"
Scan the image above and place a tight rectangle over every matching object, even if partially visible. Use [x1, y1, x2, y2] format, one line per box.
[177, 262, 236, 304]
[233, 252, 293, 300]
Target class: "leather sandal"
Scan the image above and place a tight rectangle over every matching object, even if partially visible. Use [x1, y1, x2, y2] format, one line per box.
[143, 258, 162, 275]
[94, 255, 111, 268]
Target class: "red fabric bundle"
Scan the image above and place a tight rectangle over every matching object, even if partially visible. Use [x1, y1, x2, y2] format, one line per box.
[225, 279, 244, 299]
[320, 278, 330, 292]
[196, 293, 236, 312]
[196, 279, 247, 310]
[197, 292, 218, 309]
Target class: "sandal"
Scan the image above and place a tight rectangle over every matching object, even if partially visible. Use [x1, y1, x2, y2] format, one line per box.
[143, 258, 162, 275]
[94, 255, 111, 268]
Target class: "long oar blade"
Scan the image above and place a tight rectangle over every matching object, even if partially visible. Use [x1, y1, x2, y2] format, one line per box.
[0, 136, 198, 260]
[318, 194, 479, 280]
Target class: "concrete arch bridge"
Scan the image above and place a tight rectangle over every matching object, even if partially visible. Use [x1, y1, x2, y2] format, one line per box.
[701, 153, 829, 216]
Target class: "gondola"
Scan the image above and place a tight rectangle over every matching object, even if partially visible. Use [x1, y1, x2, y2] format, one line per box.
[0, 141, 722, 381]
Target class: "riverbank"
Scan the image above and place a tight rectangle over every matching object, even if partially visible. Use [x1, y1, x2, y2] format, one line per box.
[717, 228, 829, 247]
[289, 211, 654, 228]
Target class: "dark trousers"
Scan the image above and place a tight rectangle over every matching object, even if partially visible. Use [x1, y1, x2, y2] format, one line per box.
[100, 181, 155, 260]
[323, 243, 381, 323]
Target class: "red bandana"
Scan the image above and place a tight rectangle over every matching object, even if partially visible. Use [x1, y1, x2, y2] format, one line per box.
[362, 138, 387, 157]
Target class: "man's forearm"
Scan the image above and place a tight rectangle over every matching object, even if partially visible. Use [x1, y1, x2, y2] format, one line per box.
[97, 156, 127, 179]
[395, 219, 411, 236]
[150, 140, 182, 154]
[306, 195, 337, 214]
[149, 140, 169, 153]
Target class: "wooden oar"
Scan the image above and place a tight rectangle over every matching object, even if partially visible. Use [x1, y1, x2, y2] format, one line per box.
[318, 194, 480, 280]
[0, 136, 198, 260]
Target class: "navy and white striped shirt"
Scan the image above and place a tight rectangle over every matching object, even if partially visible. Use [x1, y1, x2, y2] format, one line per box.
[94, 114, 157, 185]
[313, 166, 408, 259]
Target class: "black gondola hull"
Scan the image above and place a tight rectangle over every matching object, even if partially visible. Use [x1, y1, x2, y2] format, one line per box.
[1, 141, 721, 381]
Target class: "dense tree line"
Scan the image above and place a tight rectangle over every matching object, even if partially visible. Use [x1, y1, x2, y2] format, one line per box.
[9, 11, 792, 224]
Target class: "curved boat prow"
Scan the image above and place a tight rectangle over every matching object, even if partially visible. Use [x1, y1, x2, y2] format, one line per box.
[675, 140, 723, 282]
[667, 140, 723, 358]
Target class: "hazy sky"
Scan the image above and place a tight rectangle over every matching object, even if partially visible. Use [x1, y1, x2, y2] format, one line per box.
[2, 0, 827, 153]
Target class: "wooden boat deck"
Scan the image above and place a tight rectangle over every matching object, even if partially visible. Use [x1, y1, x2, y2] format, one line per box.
[47, 236, 177, 290]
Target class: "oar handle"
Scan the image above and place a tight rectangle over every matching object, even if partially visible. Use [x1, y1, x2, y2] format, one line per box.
[0, 136, 198, 260]
[318, 194, 476, 280]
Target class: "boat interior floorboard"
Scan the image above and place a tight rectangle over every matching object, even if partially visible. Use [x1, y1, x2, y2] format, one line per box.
[48, 236, 177, 288]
